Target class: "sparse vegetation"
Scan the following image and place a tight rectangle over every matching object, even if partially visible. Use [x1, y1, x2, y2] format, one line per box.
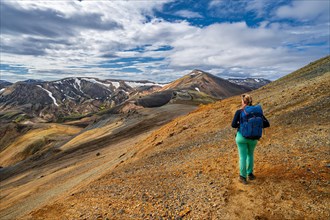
[56, 113, 90, 123]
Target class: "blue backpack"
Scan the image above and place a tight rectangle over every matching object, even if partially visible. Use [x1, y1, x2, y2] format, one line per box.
[239, 105, 264, 140]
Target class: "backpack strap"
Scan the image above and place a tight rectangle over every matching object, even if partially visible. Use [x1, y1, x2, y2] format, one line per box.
[241, 106, 249, 122]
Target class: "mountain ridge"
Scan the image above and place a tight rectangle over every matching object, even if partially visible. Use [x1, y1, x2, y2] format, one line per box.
[0, 72, 269, 121]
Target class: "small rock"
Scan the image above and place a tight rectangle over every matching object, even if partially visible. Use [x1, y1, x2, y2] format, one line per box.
[96, 152, 101, 156]
[182, 125, 189, 130]
[179, 207, 191, 218]
[155, 140, 163, 146]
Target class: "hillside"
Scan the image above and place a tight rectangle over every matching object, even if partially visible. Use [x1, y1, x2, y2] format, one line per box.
[0, 103, 198, 219]
[22, 56, 330, 219]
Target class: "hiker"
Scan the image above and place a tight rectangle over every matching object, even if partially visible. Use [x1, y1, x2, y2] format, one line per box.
[231, 94, 270, 184]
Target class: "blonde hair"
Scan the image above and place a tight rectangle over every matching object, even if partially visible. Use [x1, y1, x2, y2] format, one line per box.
[242, 94, 253, 106]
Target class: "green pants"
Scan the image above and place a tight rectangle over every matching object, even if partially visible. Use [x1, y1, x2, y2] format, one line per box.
[235, 131, 258, 178]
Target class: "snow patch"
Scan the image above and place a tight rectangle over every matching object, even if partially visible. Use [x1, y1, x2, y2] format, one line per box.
[37, 85, 59, 106]
[83, 78, 111, 88]
[125, 81, 163, 88]
[73, 82, 78, 90]
[0, 88, 5, 93]
[195, 87, 200, 92]
[110, 81, 120, 89]
[254, 79, 260, 82]
[75, 78, 82, 91]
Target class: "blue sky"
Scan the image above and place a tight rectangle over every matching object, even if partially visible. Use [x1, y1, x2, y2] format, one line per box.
[0, 0, 329, 82]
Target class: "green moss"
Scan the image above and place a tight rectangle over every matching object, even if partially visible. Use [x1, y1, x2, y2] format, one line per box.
[13, 114, 28, 123]
[0, 111, 21, 120]
[56, 113, 92, 123]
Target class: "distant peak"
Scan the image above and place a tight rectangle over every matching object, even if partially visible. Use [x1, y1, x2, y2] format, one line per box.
[191, 69, 206, 74]
[187, 69, 209, 78]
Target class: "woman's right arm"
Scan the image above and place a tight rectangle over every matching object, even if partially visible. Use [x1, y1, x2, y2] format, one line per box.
[231, 110, 241, 128]
[262, 115, 270, 128]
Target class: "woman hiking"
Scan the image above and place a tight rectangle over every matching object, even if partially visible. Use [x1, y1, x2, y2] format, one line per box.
[231, 94, 270, 185]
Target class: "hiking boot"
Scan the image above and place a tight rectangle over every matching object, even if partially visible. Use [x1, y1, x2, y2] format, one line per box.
[248, 173, 256, 180]
[239, 176, 248, 185]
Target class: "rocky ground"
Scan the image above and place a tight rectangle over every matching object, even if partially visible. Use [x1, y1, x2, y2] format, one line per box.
[25, 57, 330, 219]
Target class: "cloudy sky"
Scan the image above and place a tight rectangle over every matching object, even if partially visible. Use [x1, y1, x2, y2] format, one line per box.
[0, 0, 329, 83]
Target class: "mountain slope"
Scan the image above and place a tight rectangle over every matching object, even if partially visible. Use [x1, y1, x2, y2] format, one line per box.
[0, 103, 198, 219]
[25, 56, 330, 219]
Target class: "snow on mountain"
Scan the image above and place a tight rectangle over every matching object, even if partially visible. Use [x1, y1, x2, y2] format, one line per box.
[125, 81, 164, 88]
[110, 81, 120, 89]
[37, 85, 59, 106]
[82, 78, 112, 89]
[227, 78, 271, 90]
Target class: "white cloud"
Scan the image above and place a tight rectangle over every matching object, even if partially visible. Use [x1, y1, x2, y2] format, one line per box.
[167, 21, 328, 80]
[0, 0, 328, 83]
[276, 0, 330, 21]
[209, 0, 223, 8]
[174, 10, 203, 18]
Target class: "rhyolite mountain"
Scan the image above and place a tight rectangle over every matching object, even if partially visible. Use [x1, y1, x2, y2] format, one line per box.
[0, 72, 270, 121]
[0, 78, 163, 121]
[113, 70, 261, 109]
[160, 69, 252, 99]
